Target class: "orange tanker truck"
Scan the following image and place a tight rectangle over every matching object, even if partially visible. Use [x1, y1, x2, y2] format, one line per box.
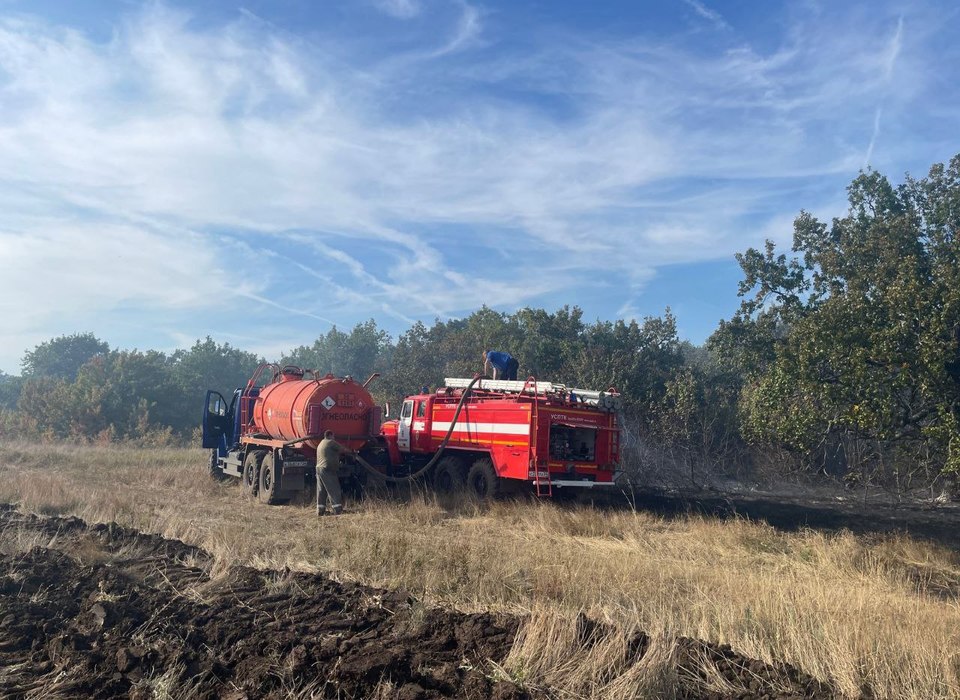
[202, 364, 623, 503]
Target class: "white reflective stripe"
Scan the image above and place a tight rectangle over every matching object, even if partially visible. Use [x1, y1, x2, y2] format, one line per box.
[550, 480, 618, 488]
[430, 421, 530, 435]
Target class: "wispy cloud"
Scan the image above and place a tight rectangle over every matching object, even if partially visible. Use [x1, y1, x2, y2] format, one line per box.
[0, 0, 954, 369]
[883, 15, 904, 79]
[0, 218, 240, 362]
[429, 0, 482, 56]
[865, 106, 883, 167]
[681, 0, 730, 31]
[865, 15, 904, 166]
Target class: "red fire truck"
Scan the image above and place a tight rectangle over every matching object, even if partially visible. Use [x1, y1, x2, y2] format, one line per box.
[378, 377, 623, 498]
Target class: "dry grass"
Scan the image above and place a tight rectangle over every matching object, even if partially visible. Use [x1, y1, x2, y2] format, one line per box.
[2, 440, 960, 698]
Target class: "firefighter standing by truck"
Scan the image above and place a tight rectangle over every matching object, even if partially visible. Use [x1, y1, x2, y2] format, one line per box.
[316, 430, 352, 516]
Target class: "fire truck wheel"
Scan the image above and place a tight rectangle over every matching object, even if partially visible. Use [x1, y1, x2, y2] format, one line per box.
[242, 450, 266, 497]
[209, 449, 228, 482]
[433, 456, 467, 494]
[258, 452, 286, 505]
[467, 458, 500, 500]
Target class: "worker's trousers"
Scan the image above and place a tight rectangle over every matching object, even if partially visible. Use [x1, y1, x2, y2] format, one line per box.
[316, 467, 342, 513]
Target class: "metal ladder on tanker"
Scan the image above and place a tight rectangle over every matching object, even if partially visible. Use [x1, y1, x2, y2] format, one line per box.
[524, 377, 552, 498]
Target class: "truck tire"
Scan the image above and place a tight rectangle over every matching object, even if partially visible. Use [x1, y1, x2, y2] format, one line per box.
[242, 450, 265, 497]
[467, 457, 500, 500]
[258, 452, 287, 505]
[433, 455, 467, 494]
[209, 449, 228, 482]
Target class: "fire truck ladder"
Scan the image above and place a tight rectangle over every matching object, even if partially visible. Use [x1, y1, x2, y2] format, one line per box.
[444, 378, 623, 412]
[445, 377, 558, 394]
[524, 377, 552, 498]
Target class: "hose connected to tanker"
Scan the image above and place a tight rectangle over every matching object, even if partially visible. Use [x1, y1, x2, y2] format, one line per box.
[283, 374, 483, 484]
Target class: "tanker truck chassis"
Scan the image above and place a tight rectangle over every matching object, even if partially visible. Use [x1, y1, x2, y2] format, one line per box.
[202, 364, 382, 504]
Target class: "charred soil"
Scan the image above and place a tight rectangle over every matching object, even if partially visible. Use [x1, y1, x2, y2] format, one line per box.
[617, 488, 960, 549]
[1, 505, 845, 699]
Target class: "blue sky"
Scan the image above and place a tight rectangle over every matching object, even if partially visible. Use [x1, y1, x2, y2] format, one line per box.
[1, 0, 958, 373]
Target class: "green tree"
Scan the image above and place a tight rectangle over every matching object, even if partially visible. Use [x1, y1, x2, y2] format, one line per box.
[283, 321, 392, 382]
[379, 321, 440, 403]
[568, 311, 683, 410]
[513, 306, 585, 380]
[170, 337, 262, 400]
[77, 350, 184, 438]
[16, 376, 100, 438]
[0, 372, 22, 411]
[377, 307, 525, 402]
[21, 332, 109, 380]
[652, 345, 744, 463]
[717, 154, 960, 480]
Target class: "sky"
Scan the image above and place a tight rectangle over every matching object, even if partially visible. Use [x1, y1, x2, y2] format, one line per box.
[0, 0, 958, 373]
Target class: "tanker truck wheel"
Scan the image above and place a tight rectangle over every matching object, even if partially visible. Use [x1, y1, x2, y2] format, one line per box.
[242, 450, 266, 498]
[467, 458, 500, 500]
[258, 452, 288, 505]
[433, 456, 467, 494]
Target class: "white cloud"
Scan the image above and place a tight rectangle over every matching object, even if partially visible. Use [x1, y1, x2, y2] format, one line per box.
[865, 16, 904, 166]
[865, 106, 883, 167]
[681, 0, 730, 31]
[883, 15, 904, 80]
[429, 1, 482, 56]
[0, 0, 953, 367]
[0, 219, 240, 364]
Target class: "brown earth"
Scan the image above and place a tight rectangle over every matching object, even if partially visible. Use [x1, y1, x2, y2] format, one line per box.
[0, 505, 844, 699]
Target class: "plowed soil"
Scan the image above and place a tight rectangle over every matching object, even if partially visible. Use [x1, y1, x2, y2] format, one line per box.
[0, 505, 841, 699]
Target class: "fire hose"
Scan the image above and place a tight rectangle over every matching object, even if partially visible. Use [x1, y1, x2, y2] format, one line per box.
[284, 375, 483, 484]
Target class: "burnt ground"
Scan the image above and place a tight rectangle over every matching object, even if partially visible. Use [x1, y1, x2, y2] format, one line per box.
[613, 487, 960, 550]
[1, 505, 849, 699]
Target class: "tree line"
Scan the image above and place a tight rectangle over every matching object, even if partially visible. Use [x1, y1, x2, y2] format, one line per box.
[2, 154, 958, 489]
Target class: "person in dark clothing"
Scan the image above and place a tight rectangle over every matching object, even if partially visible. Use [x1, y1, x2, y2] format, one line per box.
[483, 350, 519, 380]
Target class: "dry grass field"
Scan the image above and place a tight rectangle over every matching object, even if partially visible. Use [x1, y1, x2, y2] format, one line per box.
[2, 440, 959, 699]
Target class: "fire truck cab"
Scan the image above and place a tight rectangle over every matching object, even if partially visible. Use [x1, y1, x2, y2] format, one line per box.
[379, 377, 623, 498]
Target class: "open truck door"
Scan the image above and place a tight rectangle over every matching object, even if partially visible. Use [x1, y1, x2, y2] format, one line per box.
[201, 390, 230, 449]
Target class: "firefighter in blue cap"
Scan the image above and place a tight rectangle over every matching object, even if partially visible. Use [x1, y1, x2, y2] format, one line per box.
[483, 350, 519, 380]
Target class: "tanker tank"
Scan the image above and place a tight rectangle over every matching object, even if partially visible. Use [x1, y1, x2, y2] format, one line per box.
[251, 369, 379, 451]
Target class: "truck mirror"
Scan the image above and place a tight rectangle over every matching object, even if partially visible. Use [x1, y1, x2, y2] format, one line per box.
[383, 401, 391, 419]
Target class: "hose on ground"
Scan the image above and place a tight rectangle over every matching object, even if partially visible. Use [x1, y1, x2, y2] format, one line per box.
[350, 375, 483, 484]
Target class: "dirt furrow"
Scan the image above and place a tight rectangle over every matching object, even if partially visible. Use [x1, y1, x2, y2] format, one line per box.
[0, 507, 842, 699]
